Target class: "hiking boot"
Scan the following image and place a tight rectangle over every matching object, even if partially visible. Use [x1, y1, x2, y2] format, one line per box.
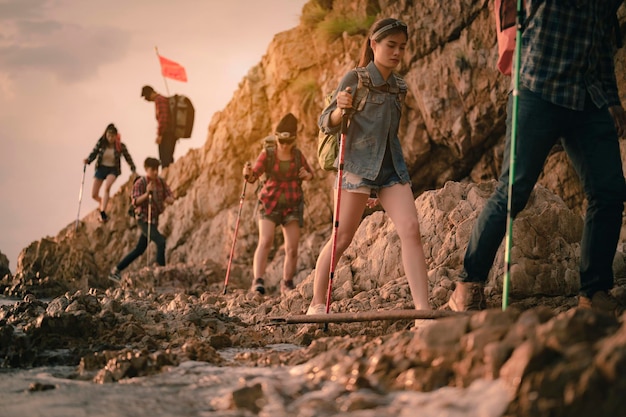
[280, 279, 295, 296]
[306, 304, 326, 315]
[108, 268, 121, 284]
[252, 278, 265, 295]
[449, 281, 486, 311]
[578, 291, 624, 317]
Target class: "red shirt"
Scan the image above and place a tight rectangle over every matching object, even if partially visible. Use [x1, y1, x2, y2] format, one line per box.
[154, 94, 170, 135]
[251, 148, 312, 215]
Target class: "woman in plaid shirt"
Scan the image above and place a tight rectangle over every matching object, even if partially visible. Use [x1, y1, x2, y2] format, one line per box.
[84, 123, 136, 223]
[243, 113, 314, 296]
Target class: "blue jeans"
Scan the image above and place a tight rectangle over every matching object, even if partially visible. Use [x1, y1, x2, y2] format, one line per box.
[117, 220, 166, 270]
[463, 87, 625, 297]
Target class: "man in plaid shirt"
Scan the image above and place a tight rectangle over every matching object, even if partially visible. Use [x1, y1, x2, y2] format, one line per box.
[450, 0, 626, 315]
[109, 157, 175, 283]
[141, 85, 177, 168]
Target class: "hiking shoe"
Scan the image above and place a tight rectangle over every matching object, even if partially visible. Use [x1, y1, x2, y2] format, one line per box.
[108, 269, 121, 284]
[578, 291, 624, 317]
[280, 279, 295, 296]
[449, 281, 486, 311]
[100, 211, 109, 223]
[306, 304, 326, 315]
[252, 278, 265, 295]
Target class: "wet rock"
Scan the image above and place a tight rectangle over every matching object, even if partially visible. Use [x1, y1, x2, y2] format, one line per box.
[230, 382, 265, 413]
[28, 382, 55, 392]
[93, 349, 178, 383]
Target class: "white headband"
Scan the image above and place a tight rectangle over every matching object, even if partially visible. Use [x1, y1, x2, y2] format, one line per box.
[370, 20, 407, 40]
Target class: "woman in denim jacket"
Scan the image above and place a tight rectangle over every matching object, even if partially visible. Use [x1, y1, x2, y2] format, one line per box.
[306, 18, 431, 325]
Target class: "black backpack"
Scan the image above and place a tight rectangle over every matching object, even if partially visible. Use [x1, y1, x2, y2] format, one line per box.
[168, 95, 195, 138]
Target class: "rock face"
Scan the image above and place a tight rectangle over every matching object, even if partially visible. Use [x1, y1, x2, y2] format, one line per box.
[5, 0, 626, 297]
[0, 251, 9, 279]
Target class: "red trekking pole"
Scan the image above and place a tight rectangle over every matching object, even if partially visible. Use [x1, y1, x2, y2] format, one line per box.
[325, 108, 351, 316]
[223, 175, 248, 294]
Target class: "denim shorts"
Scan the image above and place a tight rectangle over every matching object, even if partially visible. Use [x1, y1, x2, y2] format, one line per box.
[259, 204, 303, 227]
[340, 163, 407, 195]
[95, 165, 118, 180]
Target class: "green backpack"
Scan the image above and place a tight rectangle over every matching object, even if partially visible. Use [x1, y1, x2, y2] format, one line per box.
[317, 67, 407, 171]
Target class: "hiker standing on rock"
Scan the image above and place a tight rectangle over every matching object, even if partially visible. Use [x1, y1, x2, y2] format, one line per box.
[84, 123, 136, 223]
[109, 157, 174, 283]
[242, 113, 314, 296]
[141, 85, 176, 168]
[448, 1, 626, 315]
[305, 18, 432, 322]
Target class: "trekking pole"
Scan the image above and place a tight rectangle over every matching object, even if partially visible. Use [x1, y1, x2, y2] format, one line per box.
[75, 163, 87, 233]
[325, 107, 351, 324]
[147, 191, 153, 267]
[503, 0, 524, 311]
[223, 174, 248, 294]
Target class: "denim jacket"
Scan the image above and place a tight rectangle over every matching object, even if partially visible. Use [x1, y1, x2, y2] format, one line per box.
[318, 61, 410, 182]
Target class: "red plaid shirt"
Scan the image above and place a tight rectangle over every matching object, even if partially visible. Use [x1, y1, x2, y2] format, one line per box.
[154, 94, 170, 135]
[132, 176, 173, 225]
[251, 148, 312, 215]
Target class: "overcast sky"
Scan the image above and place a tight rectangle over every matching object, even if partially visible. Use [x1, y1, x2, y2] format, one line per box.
[0, 0, 307, 271]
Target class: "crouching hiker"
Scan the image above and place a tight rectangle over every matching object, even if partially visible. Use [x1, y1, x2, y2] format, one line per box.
[109, 157, 174, 283]
[242, 113, 314, 296]
[84, 123, 136, 223]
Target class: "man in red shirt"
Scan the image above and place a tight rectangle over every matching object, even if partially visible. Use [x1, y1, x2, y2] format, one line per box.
[141, 85, 177, 168]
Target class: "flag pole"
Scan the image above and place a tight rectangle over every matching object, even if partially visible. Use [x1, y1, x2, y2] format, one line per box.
[154, 46, 170, 96]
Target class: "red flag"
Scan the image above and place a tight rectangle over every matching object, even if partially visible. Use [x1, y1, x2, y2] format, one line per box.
[158, 55, 187, 82]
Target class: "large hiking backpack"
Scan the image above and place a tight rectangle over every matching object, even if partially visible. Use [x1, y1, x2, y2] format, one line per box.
[168, 94, 195, 138]
[317, 67, 407, 171]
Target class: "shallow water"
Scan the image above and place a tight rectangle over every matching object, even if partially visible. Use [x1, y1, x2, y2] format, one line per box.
[0, 361, 512, 417]
[0, 297, 512, 417]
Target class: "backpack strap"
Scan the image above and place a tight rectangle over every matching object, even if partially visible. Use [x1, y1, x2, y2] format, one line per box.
[263, 147, 276, 180]
[263, 147, 304, 183]
[352, 67, 408, 110]
[294, 148, 303, 184]
[353, 67, 371, 112]
[391, 73, 408, 104]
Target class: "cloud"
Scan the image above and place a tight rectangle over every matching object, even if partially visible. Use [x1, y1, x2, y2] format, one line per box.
[0, 0, 48, 20]
[0, 1, 131, 83]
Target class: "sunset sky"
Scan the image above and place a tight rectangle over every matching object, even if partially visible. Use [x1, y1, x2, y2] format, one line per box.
[0, 0, 307, 271]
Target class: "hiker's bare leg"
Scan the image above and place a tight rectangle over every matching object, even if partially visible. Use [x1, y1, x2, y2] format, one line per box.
[282, 220, 300, 282]
[91, 178, 103, 204]
[378, 183, 430, 310]
[253, 218, 275, 279]
[101, 174, 116, 212]
[311, 190, 368, 306]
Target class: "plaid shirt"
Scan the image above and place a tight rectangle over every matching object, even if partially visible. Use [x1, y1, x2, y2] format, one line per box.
[154, 94, 171, 135]
[132, 176, 173, 225]
[86, 136, 136, 174]
[250, 148, 312, 215]
[521, 0, 622, 110]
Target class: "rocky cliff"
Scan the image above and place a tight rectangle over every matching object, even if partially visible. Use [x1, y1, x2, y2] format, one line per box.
[4, 0, 626, 299]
